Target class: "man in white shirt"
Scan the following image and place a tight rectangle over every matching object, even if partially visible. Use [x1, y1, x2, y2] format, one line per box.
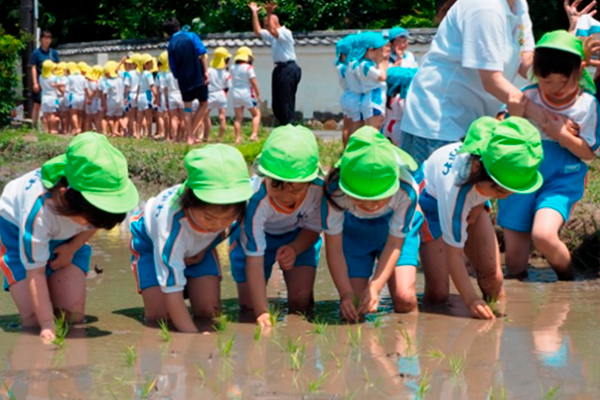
[250, 2, 301, 126]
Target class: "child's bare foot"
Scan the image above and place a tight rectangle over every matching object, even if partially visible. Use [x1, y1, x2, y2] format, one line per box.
[249, 134, 258, 141]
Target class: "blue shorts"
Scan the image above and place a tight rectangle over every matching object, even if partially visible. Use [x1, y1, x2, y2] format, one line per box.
[129, 214, 221, 293]
[229, 228, 322, 284]
[343, 211, 422, 279]
[0, 217, 91, 291]
[497, 141, 587, 233]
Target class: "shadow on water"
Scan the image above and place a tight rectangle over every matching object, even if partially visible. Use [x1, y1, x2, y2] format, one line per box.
[0, 314, 111, 339]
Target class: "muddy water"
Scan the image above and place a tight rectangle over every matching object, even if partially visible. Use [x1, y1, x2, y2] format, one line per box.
[0, 227, 599, 400]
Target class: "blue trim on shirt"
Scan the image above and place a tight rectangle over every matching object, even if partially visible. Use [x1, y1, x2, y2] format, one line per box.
[592, 97, 600, 153]
[522, 84, 539, 93]
[23, 193, 51, 264]
[452, 184, 472, 243]
[243, 183, 268, 253]
[162, 209, 185, 288]
[399, 181, 418, 234]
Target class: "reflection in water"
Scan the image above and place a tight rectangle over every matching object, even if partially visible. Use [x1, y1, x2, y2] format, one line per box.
[0, 229, 598, 399]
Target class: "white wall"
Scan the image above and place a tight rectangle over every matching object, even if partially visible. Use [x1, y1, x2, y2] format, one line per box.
[60, 43, 431, 119]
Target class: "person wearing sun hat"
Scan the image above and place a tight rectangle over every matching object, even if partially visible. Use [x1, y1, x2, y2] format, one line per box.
[66, 62, 87, 134]
[84, 64, 104, 132]
[53, 61, 70, 133]
[229, 125, 323, 327]
[203, 47, 233, 142]
[321, 126, 422, 320]
[102, 60, 125, 135]
[388, 26, 418, 68]
[39, 59, 63, 133]
[0, 132, 139, 343]
[155, 52, 170, 140]
[121, 54, 141, 138]
[136, 54, 159, 137]
[129, 144, 252, 333]
[416, 116, 543, 321]
[29, 30, 60, 129]
[335, 34, 361, 144]
[498, 30, 599, 283]
[231, 47, 262, 143]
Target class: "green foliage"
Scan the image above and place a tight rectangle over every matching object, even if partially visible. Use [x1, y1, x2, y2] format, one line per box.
[157, 319, 171, 342]
[121, 345, 137, 367]
[0, 28, 24, 128]
[51, 311, 70, 348]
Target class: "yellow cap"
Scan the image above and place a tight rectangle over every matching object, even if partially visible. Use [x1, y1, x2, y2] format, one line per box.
[103, 60, 118, 78]
[42, 60, 56, 78]
[237, 46, 254, 58]
[150, 58, 158, 73]
[158, 51, 169, 72]
[88, 64, 103, 81]
[210, 47, 232, 69]
[67, 62, 80, 75]
[77, 61, 90, 71]
[234, 53, 250, 63]
[54, 62, 67, 77]
[130, 53, 143, 72]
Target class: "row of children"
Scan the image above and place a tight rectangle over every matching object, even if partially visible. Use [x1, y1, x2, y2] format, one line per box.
[1, 112, 544, 339]
[335, 28, 419, 147]
[37, 47, 263, 144]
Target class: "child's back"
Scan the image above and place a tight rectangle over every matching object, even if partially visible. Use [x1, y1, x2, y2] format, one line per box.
[231, 63, 254, 90]
[208, 67, 231, 93]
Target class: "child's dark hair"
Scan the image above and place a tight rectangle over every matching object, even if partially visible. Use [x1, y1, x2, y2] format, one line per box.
[178, 187, 246, 237]
[533, 47, 582, 79]
[49, 177, 125, 230]
[163, 18, 181, 36]
[461, 155, 493, 186]
[323, 168, 347, 212]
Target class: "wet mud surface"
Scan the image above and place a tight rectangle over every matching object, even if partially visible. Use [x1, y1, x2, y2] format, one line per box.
[0, 229, 599, 399]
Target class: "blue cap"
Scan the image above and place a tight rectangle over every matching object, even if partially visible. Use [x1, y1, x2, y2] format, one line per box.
[389, 27, 410, 41]
[336, 35, 355, 64]
[386, 67, 418, 98]
[363, 32, 388, 50]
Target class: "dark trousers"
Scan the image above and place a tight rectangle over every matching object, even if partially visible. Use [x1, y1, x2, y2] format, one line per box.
[272, 61, 301, 126]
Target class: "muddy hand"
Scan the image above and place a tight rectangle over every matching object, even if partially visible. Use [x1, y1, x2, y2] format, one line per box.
[358, 285, 379, 315]
[469, 299, 496, 320]
[275, 245, 296, 271]
[340, 293, 359, 322]
[40, 327, 56, 344]
[256, 313, 272, 328]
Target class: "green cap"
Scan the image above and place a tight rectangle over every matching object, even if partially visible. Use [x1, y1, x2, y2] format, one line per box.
[257, 125, 320, 182]
[338, 126, 417, 200]
[536, 30, 583, 58]
[460, 117, 544, 194]
[41, 132, 139, 213]
[182, 145, 253, 204]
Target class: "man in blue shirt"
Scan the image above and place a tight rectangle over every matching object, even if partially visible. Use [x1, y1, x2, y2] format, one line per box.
[29, 30, 60, 129]
[163, 18, 209, 144]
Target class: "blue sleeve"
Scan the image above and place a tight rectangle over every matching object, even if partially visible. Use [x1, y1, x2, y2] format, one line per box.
[191, 33, 207, 56]
[167, 42, 178, 79]
[29, 50, 38, 67]
[52, 49, 60, 62]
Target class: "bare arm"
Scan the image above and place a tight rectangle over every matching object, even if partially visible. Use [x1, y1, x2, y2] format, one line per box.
[518, 51, 534, 79]
[249, 2, 263, 38]
[446, 244, 495, 320]
[246, 256, 271, 327]
[31, 66, 39, 92]
[165, 291, 198, 332]
[201, 54, 209, 84]
[325, 233, 359, 321]
[27, 269, 56, 341]
[542, 118, 595, 160]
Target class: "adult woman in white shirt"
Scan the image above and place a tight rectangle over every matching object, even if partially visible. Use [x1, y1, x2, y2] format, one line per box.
[400, 0, 576, 164]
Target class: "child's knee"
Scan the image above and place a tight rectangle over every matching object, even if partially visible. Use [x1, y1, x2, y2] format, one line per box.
[288, 290, 314, 313]
[531, 228, 560, 251]
[393, 293, 417, 313]
[193, 303, 221, 319]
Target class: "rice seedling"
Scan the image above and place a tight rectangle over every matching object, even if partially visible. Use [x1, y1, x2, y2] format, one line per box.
[330, 351, 342, 369]
[121, 345, 136, 367]
[284, 335, 303, 354]
[488, 386, 507, 400]
[427, 347, 446, 362]
[363, 366, 373, 390]
[140, 375, 157, 399]
[157, 319, 171, 342]
[371, 314, 384, 329]
[347, 325, 362, 348]
[399, 327, 417, 357]
[541, 385, 560, 400]
[289, 343, 307, 371]
[218, 334, 236, 357]
[308, 372, 330, 393]
[345, 388, 360, 400]
[2, 381, 16, 400]
[311, 318, 329, 336]
[415, 371, 431, 400]
[448, 353, 466, 376]
[254, 325, 262, 341]
[196, 364, 206, 388]
[213, 313, 230, 333]
[52, 311, 70, 348]
[268, 306, 282, 327]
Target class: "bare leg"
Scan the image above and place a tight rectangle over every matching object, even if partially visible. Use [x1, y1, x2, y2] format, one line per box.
[532, 208, 573, 280]
[188, 276, 221, 318]
[248, 106, 261, 141]
[217, 108, 227, 141]
[420, 237, 449, 305]
[503, 228, 531, 279]
[48, 264, 87, 323]
[283, 266, 316, 315]
[387, 266, 418, 313]
[234, 107, 244, 144]
[141, 286, 169, 322]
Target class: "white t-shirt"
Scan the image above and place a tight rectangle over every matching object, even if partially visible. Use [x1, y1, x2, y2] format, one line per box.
[421, 143, 489, 248]
[138, 185, 225, 294]
[40, 76, 59, 99]
[68, 74, 86, 96]
[241, 176, 323, 256]
[139, 70, 155, 93]
[165, 72, 182, 98]
[401, 0, 534, 141]
[123, 70, 140, 94]
[208, 68, 232, 93]
[103, 77, 124, 106]
[336, 63, 348, 91]
[86, 79, 99, 95]
[321, 168, 419, 238]
[346, 61, 365, 95]
[0, 169, 94, 270]
[355, 58, 385, 93]
[261, 27, 296, 62]
[390, 51, 419, 69]
[231, 63, 256, 91]
[522, 85, 600, 153]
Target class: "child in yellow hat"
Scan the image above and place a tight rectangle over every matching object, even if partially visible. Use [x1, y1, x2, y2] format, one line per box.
[67, 63, 87, 134]
[160, 52, 186, 142]
[231, 48, 262, 143]
[39, 60, 63, 134]
[121, 55, 140, 138]
[84, 65, 104, 132]
[156, 52, 170, 140]
[137, 54, 159, 138]
[204, 47, 232, 142]
[101, 61, 126, 137]
[54, 62, 70, 134]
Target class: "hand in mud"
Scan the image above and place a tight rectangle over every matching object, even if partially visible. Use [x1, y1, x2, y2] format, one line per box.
[275, 245, 296, 271]
[256, 312, 272, 328]
[469, 299, 496, 320]
[358, 285, 379, 315]
[185, 249, 207, 266]
[49, 242, 77, 270]
[40, 327, 56, 344]
[340, 293, 359, 322]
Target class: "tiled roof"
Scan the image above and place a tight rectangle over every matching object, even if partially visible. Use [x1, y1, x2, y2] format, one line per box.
[57, 29, 437, 56]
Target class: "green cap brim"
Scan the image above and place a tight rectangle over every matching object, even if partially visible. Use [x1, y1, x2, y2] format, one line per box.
[191, 186, 254, 205]
[41, 154, 67, 189]
[488, 168, 544, 195]
[392, 147, 418, 171]
[339, 179, 399, 201]
[256, 163, 319, 183]
[81, 178, 140, 214]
